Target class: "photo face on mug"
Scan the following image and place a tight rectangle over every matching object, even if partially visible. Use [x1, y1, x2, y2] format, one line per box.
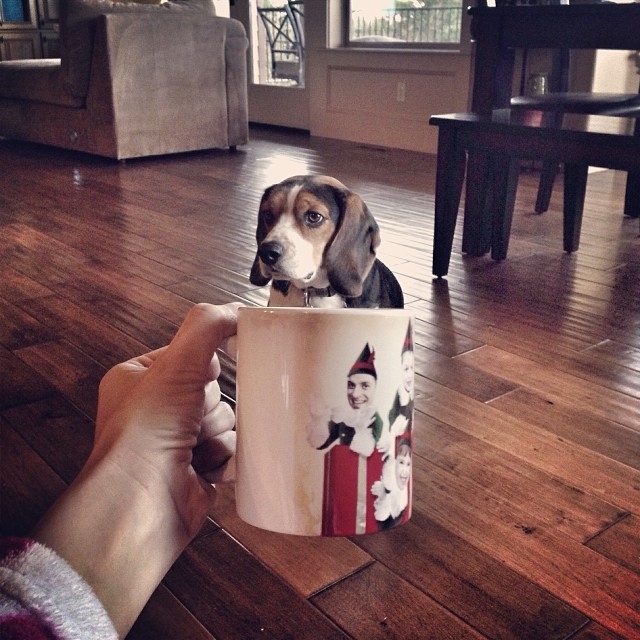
[347, 374, 376, 412]
[401, 351, 414, 396]
[395, 447, 411, 490]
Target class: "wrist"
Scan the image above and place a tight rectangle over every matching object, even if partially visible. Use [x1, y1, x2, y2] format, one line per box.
[32, 450, 197, 637]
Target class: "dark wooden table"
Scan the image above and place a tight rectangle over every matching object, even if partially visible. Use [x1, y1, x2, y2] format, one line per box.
[469, 3, 640, 115]
[429, 109, 640, 277]
[460, 3, 640, 258]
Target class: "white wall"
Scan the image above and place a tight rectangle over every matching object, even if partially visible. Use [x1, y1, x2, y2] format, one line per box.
[306, 1, 473, 154]
[587, 49, 639, 135]
[213, 0, 229, 17]
[235, 1, 473, 155]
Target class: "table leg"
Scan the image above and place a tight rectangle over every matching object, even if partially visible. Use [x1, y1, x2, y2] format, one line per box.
[432, 127, 466, 277]
[490, 156, 520, 261]
[534, 111, 564, 214]
[563, 163, 589, 252]
[462, 152, 492, 256]
[624, 118, 639, 219]
[535, 161, 559, 214]
[623, 171, 639, 218]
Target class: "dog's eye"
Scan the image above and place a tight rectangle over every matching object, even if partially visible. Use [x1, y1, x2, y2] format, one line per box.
[304, 211, 324, 226]
[261, 210, 274, 226]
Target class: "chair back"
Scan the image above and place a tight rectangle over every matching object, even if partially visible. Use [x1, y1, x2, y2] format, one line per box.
[257, 1, 304, 84]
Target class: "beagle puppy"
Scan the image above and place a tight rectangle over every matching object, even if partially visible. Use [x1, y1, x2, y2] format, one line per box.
[250, 175, 404, 308]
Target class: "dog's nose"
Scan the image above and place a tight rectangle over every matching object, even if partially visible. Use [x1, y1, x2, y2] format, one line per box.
[258, 241, 283, 266]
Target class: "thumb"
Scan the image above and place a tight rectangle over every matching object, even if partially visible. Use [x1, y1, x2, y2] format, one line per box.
[161, 303, 242, 378]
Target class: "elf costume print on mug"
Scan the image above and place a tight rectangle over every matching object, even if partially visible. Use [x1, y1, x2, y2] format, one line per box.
[235, 307, 414, 536]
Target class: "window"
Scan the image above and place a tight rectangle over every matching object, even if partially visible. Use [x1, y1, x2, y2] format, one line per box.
[1, 0, 28, 22]
[347, 0, 463, 48]
[253, 0, 304, 86]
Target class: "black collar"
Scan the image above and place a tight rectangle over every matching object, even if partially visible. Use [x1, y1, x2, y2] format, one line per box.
[273, 280, 337, 299]
[304, 285, 336, 298]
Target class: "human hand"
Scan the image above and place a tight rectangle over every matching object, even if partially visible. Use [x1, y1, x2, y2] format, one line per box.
[33, 302, 242, 637]
[390, 414, 409, 436]
[306, 398, 331, 448]
[376, 428, 391, 456]
[371, 480, 385, 498]
[90, 302, 241, 540]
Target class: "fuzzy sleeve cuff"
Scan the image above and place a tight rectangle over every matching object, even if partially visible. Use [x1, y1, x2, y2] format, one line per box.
[0, 537, 118, 640]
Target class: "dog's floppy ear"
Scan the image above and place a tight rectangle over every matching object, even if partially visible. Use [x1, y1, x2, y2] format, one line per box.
[249, 187, 275, 286]
[325, 188, 381, 297]
[250, 254, 271, 286]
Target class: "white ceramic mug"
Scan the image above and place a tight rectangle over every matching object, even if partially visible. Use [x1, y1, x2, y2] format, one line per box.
[235, 307, 414, 536]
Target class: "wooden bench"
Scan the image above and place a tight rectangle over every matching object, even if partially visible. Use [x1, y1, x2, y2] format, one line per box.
[428, 109, 640, 277]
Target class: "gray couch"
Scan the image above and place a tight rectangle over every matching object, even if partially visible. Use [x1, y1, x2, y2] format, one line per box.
[0, 0, 249, 159]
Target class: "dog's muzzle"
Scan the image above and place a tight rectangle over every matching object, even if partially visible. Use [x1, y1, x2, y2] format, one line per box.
[258, 241, 283, 267]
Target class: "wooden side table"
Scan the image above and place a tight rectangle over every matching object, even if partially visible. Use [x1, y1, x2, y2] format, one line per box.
[428, 109, 640, 277]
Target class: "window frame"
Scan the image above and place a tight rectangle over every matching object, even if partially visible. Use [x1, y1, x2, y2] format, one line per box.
[343, 0, 465, 51]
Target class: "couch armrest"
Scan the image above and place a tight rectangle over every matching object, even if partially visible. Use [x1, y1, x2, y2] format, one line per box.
[88, 12, 248, 157]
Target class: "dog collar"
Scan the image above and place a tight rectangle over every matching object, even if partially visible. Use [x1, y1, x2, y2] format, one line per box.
[303, 286, 336, 307]
[272, 281, 337, 306]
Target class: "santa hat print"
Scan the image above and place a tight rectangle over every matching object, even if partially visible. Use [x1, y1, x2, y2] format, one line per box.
[349, 343, 377, 379]
[402, 321, 413, 355]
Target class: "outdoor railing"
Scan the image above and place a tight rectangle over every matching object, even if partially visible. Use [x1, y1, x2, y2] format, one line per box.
[351, 6, 463, 44]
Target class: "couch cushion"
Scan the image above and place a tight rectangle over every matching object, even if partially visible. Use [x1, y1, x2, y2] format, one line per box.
[60, 0, 216, 100]
[0, 59, 84, 107]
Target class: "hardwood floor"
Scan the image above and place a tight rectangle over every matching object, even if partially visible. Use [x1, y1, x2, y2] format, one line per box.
[1, 127, 639, 639]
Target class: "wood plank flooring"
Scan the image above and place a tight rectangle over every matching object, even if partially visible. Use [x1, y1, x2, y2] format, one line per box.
[1, 127, 639, 639]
